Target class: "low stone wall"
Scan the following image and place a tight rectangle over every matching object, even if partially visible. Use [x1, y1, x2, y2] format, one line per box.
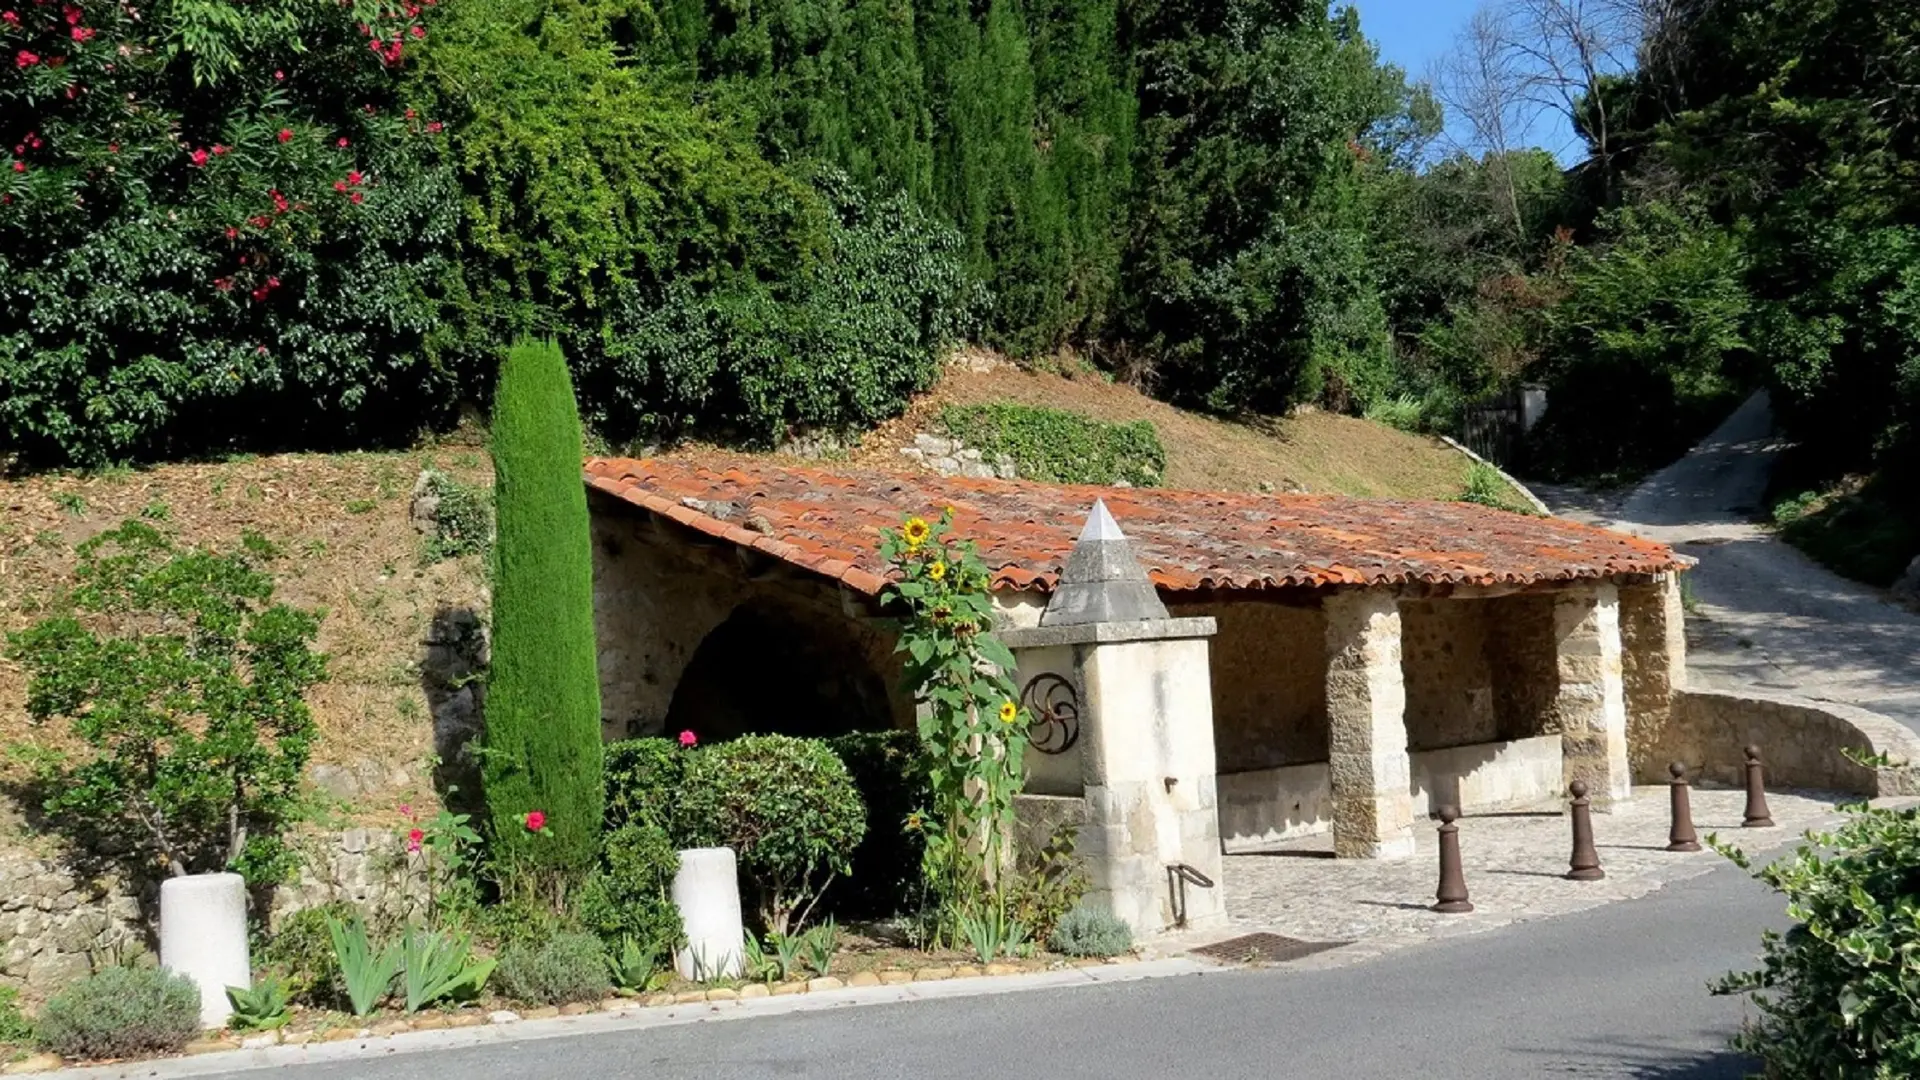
[0, 830, 422, 996]
[1217, 736, 1565, 853]
[1652, 687, 1920, 796]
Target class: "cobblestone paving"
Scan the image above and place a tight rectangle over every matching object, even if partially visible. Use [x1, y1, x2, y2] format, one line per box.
[1152, 789, 1893, 971]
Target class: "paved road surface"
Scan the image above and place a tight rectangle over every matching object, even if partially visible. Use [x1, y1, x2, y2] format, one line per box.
[193, 865, 1783, 1080]
[1540, 391, 1920, 731]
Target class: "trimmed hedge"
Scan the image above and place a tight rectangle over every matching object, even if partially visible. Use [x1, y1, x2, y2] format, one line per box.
[939, 403, 1166, 486]
[605, 731, 931, 921]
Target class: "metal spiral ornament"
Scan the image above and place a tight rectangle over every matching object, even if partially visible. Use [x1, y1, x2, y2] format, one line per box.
[1021, 672, 1081, 755]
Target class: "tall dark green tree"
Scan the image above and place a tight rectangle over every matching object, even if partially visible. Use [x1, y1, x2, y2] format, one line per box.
[484, 337, 605, 903]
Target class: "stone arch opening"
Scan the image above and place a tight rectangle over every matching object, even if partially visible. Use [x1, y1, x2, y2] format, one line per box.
[662, 598, 895, 742]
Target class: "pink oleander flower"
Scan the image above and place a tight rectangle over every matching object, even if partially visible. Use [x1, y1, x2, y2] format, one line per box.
[678, 730, 697, 748]
[525, 810, 547, 832]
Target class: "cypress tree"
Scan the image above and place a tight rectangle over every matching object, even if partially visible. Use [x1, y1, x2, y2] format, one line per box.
[484, 337, 605, 902]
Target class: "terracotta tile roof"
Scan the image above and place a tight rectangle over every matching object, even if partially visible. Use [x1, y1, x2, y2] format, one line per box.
[584, 458, 1687, 596]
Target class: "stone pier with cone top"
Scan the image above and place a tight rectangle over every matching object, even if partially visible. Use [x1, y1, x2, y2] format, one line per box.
[999, 500, 1227, 936]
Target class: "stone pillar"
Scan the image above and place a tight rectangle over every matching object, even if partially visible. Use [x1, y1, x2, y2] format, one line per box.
[1000, 501, 1226, 936]
[1554, 583, 1632, 805]
[1620, 573, 1688, 778]
[1323, 591, 1416, 860]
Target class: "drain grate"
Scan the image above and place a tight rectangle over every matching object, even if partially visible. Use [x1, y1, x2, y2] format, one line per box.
[1190, 933, 1350, 965]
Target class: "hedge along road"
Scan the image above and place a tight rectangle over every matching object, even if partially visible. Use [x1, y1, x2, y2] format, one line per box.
[99, 863, 1784, 1080]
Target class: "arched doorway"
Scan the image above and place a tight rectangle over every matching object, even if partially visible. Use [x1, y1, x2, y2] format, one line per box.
[662, 598, 897, 742]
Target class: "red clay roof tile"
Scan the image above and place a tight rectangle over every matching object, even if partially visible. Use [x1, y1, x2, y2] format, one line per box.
[584, 458, 1686, 596]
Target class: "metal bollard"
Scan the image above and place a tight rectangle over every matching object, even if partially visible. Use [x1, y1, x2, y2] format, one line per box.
[1666, 762, 1702, 852]
[1742, 745, 1775, 828]
[1566, 781, 1604, 881]
[1432, 805, 1473, 914]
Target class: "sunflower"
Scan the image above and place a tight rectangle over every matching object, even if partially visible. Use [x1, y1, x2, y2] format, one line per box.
[902, 516, 931, 548]
[998, 700, 1019, 725]
[927, 560, 947, 581]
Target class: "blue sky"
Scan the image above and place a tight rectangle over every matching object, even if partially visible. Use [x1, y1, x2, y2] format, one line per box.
[1348, 0, 1581, 160]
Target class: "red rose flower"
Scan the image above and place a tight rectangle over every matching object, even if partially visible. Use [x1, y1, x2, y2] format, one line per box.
[525, 810, 547, 832]
[189, 147, 208, 167]
[16, 50, 39, 67]
[346, 169, 362, 185]
[277, 128, 292, 143]
[69, 25, 91, 41]
[349, 190, 363, 204]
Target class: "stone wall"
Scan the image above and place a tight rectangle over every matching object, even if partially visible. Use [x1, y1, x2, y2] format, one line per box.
[1168, 599, 1325, 773]
[0, 830, 422, 997]
[1484, 592, 1560, 741]
[1399, 599, 1498, 752]
[590, 493, 912, 741]
[1656, 688, 1920, 796]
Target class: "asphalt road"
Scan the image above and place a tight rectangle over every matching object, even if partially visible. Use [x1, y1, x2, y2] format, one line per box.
[212, 864, 1784, 1080]
[1540, 391, 1920, 731]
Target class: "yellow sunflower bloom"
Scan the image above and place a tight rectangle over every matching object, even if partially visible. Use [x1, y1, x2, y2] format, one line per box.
[998, 700, 1019, 725]
[943, 504, 957, 520]
[928, 560, 947, 581]
[902, 516, 931, 548]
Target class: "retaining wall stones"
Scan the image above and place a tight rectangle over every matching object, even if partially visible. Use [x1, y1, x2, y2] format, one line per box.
[0, 830, 425, 997]
[1654, 687, 1920, 796]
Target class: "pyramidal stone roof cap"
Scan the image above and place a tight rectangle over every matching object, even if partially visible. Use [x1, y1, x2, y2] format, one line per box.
[582, 457, 1691, 596]
[1040, 499, 1170, 626]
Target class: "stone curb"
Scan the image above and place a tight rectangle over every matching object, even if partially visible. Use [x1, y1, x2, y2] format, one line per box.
[17, 955, 1167, 1078]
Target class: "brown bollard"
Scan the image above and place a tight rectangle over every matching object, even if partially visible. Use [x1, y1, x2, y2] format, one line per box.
[1666, 762, 1702, 852]
[1432, 805, 1474, 913]
[1566, 781, 1605, 881]
[1742, 745, 1775, 828]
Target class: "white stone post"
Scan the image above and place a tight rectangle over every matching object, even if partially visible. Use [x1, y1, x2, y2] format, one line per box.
[1000, 501, 1226, 937]
[1323, 591, 1416, 859]
[1554, 582, 1632, 805]
[158, 873, 250, 1029]
[671, 847, 744, 981]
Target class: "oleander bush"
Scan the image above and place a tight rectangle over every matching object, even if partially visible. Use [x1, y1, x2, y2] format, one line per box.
[0, 0, 462, 466]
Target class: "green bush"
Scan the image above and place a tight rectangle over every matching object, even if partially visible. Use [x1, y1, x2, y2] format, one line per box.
[0, 0, 461, 467]
[673, 735, 867, 936]
[260, 903, 355, 1007]
[1048, 906, 1132, 958]
[1714, 804, 1920, 1076]
[818, 731, 932, 919]
[603, 738, 691, 834]
[36, 966, 202, 1060]
[0, 986, 32, 1046]
[939, 404, 1166, 486]
[494, 931, 611, 1006]
[1007, 823, 1090, 943]
[418, 471, 493, 563]
[575, 823, 683, 955]
[483, 338, 604, 902]
[6, 521, 325, 883]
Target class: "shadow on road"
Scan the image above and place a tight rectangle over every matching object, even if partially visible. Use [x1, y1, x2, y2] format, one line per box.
[1526, 1037, 1757, 1079]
